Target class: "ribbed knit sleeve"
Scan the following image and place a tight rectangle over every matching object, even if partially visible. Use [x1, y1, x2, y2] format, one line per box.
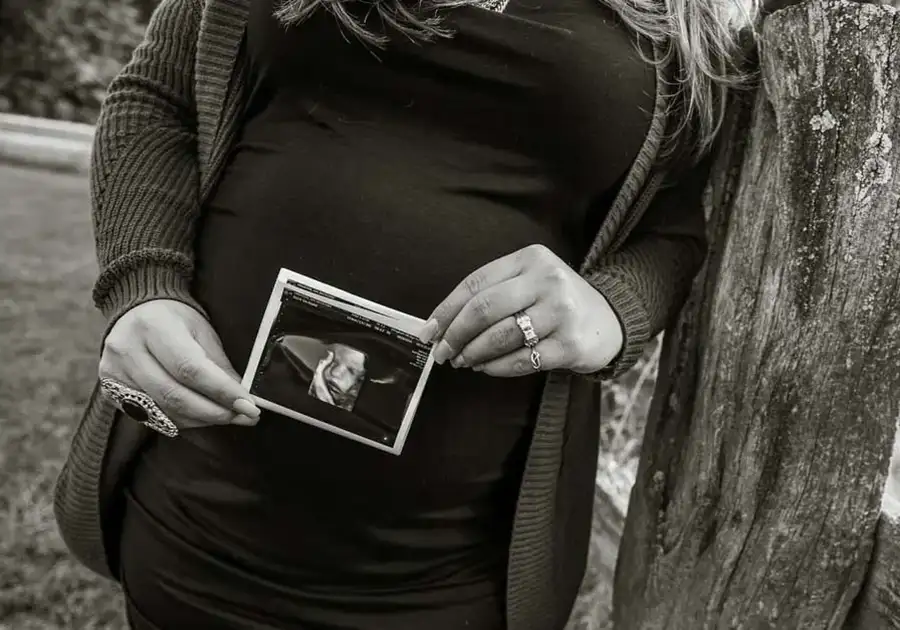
[89, 0, 205, 336]
[585, 155, 713, 380]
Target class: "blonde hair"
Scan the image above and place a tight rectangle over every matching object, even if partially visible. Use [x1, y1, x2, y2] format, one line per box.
[603, 0, 759, 163]
[275, 0, 759, 163]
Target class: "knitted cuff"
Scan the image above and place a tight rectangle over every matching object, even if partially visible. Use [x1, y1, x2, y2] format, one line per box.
[93, 261, 207, 342]
[581, 270, 652, 381]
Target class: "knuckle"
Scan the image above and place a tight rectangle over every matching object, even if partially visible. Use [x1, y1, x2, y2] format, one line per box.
[463, 272, 486, 296]
[526, 243, 552, 263]
[103, 333, 129, 358]
[132, 311, 150, 332]
[211, 386, 235, 408]
[470, 295, 493, 323]
[173, 357, 202, 384]
[429, 306, 448, 327]
[158, 386, 187, 416]
[545, 265, 568, 286]
[555, 294, 577, 318]
[489, 325, 513, 350]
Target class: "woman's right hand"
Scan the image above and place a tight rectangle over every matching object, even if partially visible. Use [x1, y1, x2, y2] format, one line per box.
[98, 300, 261, 429]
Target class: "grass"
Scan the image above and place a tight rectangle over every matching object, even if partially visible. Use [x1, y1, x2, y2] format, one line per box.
[0, 164, 126, 629]
[0, 161, 657, 629]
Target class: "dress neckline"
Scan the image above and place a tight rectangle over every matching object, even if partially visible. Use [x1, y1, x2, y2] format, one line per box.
[472, 0, 510, 11]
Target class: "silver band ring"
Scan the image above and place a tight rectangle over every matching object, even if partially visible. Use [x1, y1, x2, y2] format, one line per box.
[514, 312, 543, 371]
[99, 377, 180, 438]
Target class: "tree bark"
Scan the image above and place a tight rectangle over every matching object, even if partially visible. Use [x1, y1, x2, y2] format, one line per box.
[844, 514, 900, 628]
[613, 1, 900, 628]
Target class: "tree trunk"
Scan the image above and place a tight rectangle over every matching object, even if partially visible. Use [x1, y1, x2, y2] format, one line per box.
[613, 1, 900, 628]
[844, 513, 900, 628]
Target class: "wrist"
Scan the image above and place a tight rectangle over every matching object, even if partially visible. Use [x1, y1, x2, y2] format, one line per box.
[581, 270, 651, 379]
[93, 257, 206, 341]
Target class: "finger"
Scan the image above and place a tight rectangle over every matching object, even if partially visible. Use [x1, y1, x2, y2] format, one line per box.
[419, 249, 528, 344]
[433, 276, 539, 365]
[122, 348, 256, 429]
[470, 338, 567, 377]
[144, 325, 259, 418]
[450, 301, 559, 369]
[98, 356, 139, 390]
[99, 324, 151, 385]
[192, 322, 243, 383]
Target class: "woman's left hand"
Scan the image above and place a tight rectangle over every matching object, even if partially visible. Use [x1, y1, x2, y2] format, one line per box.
[418, 244, 624, 377]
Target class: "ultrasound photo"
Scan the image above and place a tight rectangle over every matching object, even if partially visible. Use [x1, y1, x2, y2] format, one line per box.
[243, 269, 434, 454]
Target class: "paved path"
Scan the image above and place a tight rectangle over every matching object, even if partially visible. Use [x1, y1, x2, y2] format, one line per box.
[0, 163, 94, 289]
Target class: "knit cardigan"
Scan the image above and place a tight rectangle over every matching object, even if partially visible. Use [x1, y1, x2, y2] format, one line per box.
[53, 1, 710, 628]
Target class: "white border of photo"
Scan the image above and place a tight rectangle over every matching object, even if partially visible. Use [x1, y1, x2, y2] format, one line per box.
[241, 267, 436, 455]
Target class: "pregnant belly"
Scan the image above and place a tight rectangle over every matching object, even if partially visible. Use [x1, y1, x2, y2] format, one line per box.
[192, 115, 574, 431]
[169, 135, 561, 572]
[195, 127, 575, 331]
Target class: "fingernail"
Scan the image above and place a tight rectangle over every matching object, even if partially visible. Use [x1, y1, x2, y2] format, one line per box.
[233, 398, 260, 419]
[433, 340, 453, 365]
[450, 354, 467, 369]
[471, 364, 484, 372]
[233, 414, 258, 426]
[417, 319, 439, 344]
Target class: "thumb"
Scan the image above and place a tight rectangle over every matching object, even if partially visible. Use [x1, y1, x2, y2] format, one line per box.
[191, 320, 243, 383]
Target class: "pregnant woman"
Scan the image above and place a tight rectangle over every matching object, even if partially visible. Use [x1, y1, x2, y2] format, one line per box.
[55, 0, 755, 628]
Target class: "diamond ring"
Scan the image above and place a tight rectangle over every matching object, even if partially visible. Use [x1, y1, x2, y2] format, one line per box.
[514, 312, 542, 371]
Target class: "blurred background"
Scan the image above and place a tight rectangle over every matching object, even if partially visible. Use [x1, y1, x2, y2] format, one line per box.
[0, 1, 897, 629]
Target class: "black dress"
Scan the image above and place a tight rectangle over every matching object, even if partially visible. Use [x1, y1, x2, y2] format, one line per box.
[118, 0, 654, 628]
